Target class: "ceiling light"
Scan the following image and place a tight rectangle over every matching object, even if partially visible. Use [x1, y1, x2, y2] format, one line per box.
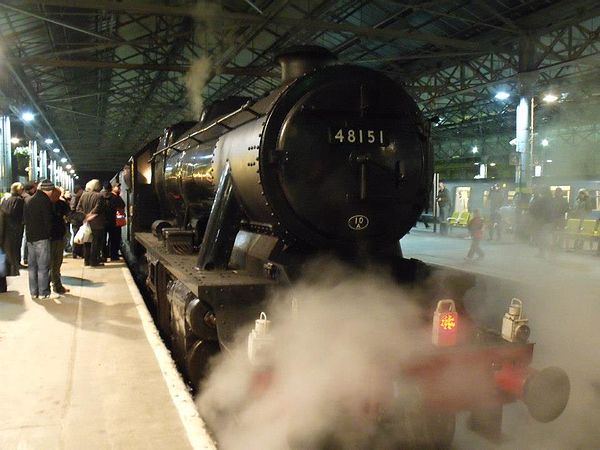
[495, 91, 510, 100]
[66, 164, 72, 170]
[10, 137, 20, 144]
[489, 162, 496, 167]
[546, 159, 553, 163]
[21, 112, 34, 122]
[53, 148, 60, 153]
[543, 94, 558, 103]
[541, 139, 549, 147]
[60, 157, 67, 163]
[471, 146, 478, 154]
[69, 169, 75, 174]
[44, 138, 54, 144]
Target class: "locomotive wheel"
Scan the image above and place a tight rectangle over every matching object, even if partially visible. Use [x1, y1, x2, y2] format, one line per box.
[186, 339, 220, 392]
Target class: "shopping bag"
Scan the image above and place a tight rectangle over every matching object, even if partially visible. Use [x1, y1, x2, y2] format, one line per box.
[115, 208, 127, 227]
[74, 222, 93, 244]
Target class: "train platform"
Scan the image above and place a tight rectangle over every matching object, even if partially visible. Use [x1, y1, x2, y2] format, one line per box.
[0, 257, 216, 450]
[402, 225, 600, 287]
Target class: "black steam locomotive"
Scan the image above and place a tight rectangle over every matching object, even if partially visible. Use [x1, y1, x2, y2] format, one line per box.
[116, 47, 569, 448]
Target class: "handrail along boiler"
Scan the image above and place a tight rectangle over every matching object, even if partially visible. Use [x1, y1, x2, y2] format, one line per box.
[118, 47, 569, 448]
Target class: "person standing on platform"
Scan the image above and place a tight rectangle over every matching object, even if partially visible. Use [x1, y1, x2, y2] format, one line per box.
[106, 181, 126, 261]
[23, 180, 54, 299]
[61, 188, 73, 255]
[551, 187, 569, 249]
[529, 187, 553, 258]
[0, 182, 25, 276]
[20, 181, 37, 267]
[436, 182, 451, 236]
[49, 188, 71, 295]
[77, 179, 105, 267]
[100, 181, 113, 262]
[0, 209, 7, 293]
[488, 184, 503, 241]
[70, 185, 84, 259]
[465, 209, 485, 260]
[572, 189, 592, 250]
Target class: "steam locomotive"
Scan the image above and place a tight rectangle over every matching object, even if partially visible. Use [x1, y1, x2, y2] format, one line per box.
[115, 47, 569, 448]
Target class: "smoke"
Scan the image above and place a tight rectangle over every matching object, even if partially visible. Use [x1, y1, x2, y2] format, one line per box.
[197, 259, 443, 450]
[489, 277, 600, 450]
[185, 56, 212, 120]
[196, 249, 600, 449]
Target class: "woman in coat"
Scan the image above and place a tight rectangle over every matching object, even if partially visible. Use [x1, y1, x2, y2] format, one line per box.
[0, 182, 25, 276]
[76, 179, 105, 267]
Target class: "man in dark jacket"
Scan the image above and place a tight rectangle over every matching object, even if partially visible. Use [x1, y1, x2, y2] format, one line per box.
[76, 179, 105, 267]
[23, 179, 54, 299]
[20, 181, 37, 266]
[105, 181, 126, 261]
[1, 182, 25, 276]
[436, 182, 451, 236]
[70, 185, 84, 258]
[50, 188, 71, 294]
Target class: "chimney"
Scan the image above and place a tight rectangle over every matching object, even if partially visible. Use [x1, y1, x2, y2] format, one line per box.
[275, 45, 336, 84]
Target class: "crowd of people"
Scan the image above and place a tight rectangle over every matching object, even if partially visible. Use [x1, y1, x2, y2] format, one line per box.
[0, 178, 125, 297]
[436, 182, 596, 260]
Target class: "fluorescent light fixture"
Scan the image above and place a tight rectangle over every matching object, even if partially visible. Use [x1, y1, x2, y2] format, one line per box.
[546, 159, 553, 163]
[534, 165, 542, 177]
[53, 148, 60, 153]
[44, 138, 54, 144]
[541, 139, 549, 147]
[10, 137, 20, 144]
[543, 94, 558, 103]
[60, 157, 67, 163]
[21, 112, 34, 122]
[472, 146, 478, 154]
[495, 91, 510, 100]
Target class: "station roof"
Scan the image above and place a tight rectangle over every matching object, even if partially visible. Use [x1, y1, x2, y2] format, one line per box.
[1, 0, 599, 172]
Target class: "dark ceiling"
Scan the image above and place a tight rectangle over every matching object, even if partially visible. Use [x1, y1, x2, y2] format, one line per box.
[1, 0, 600, 172]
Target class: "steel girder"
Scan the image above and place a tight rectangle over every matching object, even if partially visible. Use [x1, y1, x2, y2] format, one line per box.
[1, 0, 600, 172]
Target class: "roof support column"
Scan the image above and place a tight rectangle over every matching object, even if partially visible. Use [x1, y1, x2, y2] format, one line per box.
[29, 140, 38, 181]
[0, 116, 12, 192]
[515, 32, 538, 191]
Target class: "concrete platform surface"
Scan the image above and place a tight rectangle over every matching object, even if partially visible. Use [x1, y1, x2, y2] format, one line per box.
[0, 258, 215, 450]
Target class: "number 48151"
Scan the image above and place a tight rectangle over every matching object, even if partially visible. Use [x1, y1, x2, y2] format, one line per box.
[332, 128, 385, 145]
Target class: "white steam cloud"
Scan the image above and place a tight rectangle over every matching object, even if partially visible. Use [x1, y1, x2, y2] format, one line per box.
[185, 56, 212, 119]
[197, 260, 442, 450]
[195, 253, 600, 449]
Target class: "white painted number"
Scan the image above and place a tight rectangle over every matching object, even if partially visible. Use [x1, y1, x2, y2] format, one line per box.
[332, 128, 385, 145]
[348, 215, 370, 230]
[348, 130, 356, 143]
[367, 130, 375, 143]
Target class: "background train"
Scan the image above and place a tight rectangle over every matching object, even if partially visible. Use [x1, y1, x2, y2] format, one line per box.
[113, 47, 569, 449]
[439, 179, 600, 219]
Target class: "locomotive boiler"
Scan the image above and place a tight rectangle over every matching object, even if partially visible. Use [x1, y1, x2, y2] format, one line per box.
[118, 47, 569, 449]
